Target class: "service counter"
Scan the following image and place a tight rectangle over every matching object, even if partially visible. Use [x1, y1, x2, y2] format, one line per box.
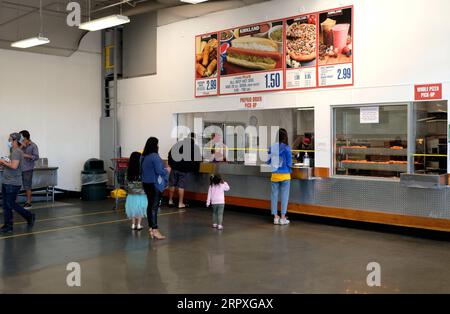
[181, 162, 450, 232]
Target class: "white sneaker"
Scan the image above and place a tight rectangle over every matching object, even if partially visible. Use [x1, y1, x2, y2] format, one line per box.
[136, 224, 143, 231]
[131, 224, 136, 230]
[217, 225, 223, 230]
[279, 218, 290, 225]
[212, 224, 218, 228]
[274, 217, 280, 225]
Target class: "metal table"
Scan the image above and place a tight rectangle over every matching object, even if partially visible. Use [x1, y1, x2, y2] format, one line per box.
[0, 167, 58, 202]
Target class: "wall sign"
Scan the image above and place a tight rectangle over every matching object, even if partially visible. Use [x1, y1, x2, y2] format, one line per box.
[240, 96, 263, 109]
[414, 83, 442, 101]
[195, 5, 354, 97]
[360, 107, 379, 124]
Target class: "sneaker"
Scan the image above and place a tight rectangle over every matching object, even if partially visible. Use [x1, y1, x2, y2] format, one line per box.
[217, 225, 223, 230]
[0, 225, 13, 233]
[273, 217, 280, 225]
[24, 202, 32, 209]
[27, 213, 36, 228]
[136, 224, 143, 231]
[212, 224, 218, 228]
[131, 224, 136, 230]
[279, 218, 290, 225]
[168, 201, 175, 208]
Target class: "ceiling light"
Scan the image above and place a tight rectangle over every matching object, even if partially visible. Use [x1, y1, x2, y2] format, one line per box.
[79, 14, 130, 31]
[181, 0, 209, 4]
[11, 36, 50, 48]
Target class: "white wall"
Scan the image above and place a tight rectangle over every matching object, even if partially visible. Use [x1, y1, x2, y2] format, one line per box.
[0, 32, 101, 191]
[118, 0, 450, 169]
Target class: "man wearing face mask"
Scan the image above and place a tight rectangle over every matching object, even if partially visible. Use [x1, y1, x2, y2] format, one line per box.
[0, 133, 36, 233]
[20, 130, 39, 209]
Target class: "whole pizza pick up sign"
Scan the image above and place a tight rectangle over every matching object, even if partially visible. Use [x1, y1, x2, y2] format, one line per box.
[415, 83, 442, 100]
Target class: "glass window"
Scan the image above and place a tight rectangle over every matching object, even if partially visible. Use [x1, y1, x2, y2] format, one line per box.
[334, 104, 408, 178]
[412, 101, 448, 174]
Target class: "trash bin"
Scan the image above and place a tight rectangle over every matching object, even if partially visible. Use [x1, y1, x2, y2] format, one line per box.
[81, 158, 108, 201]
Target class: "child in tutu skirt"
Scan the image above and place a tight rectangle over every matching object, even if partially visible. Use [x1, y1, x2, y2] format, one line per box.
[125, 151, 147, 230]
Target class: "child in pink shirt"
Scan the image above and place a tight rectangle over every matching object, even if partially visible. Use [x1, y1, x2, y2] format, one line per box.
[206, 174, 230, 230]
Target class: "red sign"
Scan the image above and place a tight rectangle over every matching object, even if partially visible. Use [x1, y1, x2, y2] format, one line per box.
[414, 83, 442, 100]
[240, 96, 262, 109]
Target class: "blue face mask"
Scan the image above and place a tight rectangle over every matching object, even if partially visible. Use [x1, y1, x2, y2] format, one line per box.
[7, 141, 12, 149]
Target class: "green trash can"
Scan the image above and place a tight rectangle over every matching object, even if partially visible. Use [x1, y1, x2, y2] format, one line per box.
[81, 159, 107, 201]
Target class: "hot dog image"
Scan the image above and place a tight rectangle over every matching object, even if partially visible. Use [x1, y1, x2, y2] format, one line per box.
[226, 37, 281, 70]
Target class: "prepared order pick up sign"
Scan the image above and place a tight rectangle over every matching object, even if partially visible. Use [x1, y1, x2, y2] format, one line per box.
[194, 5, 353, 97]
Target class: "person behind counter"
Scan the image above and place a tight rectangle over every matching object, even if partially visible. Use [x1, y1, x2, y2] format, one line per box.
[141, 137, 169, 240]
[205, 133, 228, 162]
[167, 132, 201, 209]
[0, 133, 35, 233]
[19, 130, 39, 209]
[267, 128, 292, 226]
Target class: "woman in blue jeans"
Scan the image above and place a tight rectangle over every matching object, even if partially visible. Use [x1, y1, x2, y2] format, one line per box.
[141, 137, 169, 240]
[0, 133, 35, 233]
[267, 128, 292, 225]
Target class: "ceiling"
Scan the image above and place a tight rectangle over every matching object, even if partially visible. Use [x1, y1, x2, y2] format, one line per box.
[0, 0, 270, 56]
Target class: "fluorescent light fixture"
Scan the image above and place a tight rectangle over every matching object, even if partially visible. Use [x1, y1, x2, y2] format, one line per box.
[79, 14, 130, 31]
[11, 36, 50, 48]
[297, 107, 314, 111]
[181, 0, 209, 4]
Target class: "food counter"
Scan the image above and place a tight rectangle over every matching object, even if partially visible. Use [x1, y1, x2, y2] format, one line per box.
[180, 161, 450, 232]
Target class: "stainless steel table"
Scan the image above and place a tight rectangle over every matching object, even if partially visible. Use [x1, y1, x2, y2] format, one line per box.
[0, 167, 58, 202]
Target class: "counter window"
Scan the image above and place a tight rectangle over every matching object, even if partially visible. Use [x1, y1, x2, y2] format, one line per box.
[412, 101, 448, 174]
[334, 104, 408, 178]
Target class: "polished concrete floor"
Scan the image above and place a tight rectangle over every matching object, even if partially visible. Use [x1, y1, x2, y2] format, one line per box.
[1, 198, 450, 293]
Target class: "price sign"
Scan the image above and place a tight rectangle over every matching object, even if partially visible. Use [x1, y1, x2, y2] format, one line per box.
[286, 68, 317, 89]
[318, 63, 352, 87]
[196, 78, 218, 97]
[220, 71, 283, 95]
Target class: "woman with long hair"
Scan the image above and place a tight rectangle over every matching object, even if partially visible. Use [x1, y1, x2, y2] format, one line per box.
[267, 128, 292, 225]
[141, 137, 169, 239]
[125, 151, 147, 231]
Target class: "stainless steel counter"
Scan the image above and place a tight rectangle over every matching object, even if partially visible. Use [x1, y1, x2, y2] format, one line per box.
[0, 167, 58, 202]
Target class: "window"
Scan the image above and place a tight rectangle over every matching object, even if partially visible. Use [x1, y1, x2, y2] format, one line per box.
[412, 101, 448, 174]
[334, 104, 408, 178]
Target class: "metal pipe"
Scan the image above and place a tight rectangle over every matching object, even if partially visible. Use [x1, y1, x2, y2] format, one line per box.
[91, 0, 137, 13]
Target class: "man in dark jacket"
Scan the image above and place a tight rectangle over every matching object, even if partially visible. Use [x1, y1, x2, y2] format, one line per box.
[168, 133, 201, 208]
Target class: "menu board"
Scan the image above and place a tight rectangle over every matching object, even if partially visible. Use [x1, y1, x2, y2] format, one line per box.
[194, 5, 353, 97]
[195, 33, 219, 97]
[285, 14, 318, 89]
[219, 20, 284, 95]
[318, 7, 353, 87]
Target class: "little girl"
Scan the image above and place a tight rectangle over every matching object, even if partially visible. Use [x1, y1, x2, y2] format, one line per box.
[206, 174, 230, 230]
[125, 151, 147, 230]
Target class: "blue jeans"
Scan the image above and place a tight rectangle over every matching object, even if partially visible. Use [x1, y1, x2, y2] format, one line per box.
[271, 180, 290, 216]
[143, 183, 161, 229]
[2, 184, 33, 228]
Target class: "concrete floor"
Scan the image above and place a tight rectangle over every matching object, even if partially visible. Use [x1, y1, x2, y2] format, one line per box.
[1, 198, 450, 293]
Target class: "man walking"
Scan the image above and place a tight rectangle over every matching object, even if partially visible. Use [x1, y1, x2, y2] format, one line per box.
[0, 133, 36, 233]
[19, 130, 39, 209]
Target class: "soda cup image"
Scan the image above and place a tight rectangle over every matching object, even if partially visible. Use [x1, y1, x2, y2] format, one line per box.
[332, 23, 350, 53]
